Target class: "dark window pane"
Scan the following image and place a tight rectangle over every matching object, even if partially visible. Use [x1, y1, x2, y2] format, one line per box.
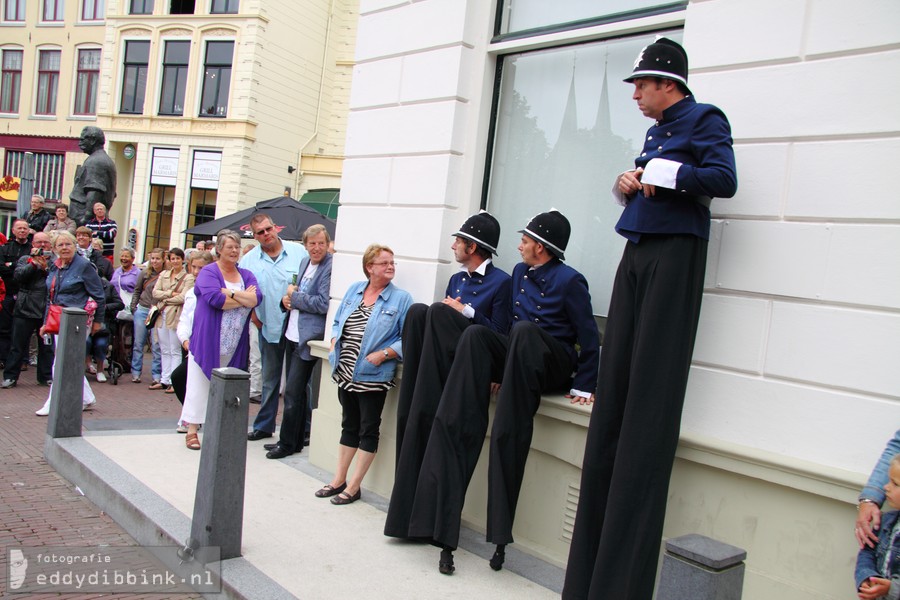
[169, 0, 194, 15]
[164, 40, 190, 64]
[210, 0, 237, 14]
[125, 40, 150, 63]
[205, 41, 234, 65]
[129, 0, 153, 14]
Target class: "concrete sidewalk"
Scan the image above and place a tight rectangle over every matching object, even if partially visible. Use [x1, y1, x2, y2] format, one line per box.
[49, 424, 563, 599]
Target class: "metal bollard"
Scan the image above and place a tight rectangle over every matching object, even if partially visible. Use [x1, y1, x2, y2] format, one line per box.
[188, 367, 251, 561]
[46, 308, 88, 439]
[656, 534, 746, 600]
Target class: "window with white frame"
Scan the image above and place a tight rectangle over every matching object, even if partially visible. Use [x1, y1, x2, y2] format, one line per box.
[120, 40, 150, 114]
[3, 0, 25, 22]
[496, 0, 684, 36]
[35, 49, 61, 115]
[42, 0, 64, 21]
[129, 0, 153, 14]
[81, 0, 104, 21]
[0, 49, 23, 113]
[210, 0, 237, 14]
[484, 16, 684, 315]
[158, 40, 190, 116]
[74, 48, 101, 115]
[199, 41, 233, 118]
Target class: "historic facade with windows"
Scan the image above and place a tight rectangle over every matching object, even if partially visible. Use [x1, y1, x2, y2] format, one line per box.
[95, 0, 357, 256]
[312, 2, 900, 599]
[0, 0, 105, 230]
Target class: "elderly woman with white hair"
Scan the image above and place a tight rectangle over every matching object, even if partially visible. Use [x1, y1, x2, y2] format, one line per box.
[178, 230, 260, 451]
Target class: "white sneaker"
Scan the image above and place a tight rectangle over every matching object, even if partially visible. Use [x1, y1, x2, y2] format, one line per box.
[35, 398, 51, 416]
[82, 399, 96, 411]
[87, 364, 97, 374]
[96, 372, 107, 383]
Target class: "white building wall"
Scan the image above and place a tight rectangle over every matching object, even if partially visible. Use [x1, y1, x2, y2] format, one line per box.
[684, 0, 900, 472]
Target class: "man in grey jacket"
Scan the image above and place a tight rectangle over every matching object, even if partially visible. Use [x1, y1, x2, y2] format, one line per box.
[264, 225, 333, 459]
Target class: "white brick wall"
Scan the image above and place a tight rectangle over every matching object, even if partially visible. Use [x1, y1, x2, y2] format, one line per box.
[684, 0, 900, 473]
[339, 0, 900, 478]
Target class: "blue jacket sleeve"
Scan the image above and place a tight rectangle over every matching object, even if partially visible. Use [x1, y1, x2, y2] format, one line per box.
[676, 108, 738, 199]
[566, 272, 600, 394]
[860, 430, 900, 504]
[389, 291, 413, 360]
[292, 258, 332, 315]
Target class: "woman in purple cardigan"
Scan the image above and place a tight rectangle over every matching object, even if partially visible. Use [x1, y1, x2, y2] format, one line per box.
[178, 230, 260, 450]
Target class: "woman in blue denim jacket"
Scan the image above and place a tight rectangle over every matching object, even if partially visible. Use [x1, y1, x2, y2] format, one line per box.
[316, 244, 412, 506]
[855, 453, 900, 600]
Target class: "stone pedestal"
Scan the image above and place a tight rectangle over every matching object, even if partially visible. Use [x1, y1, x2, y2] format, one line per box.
[189, 367, 250, 561]
[657, 534, 746, 600]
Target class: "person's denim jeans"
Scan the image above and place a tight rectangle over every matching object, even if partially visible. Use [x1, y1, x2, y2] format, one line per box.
[131, 305, 161, 381]
[250, 335, 286, 434]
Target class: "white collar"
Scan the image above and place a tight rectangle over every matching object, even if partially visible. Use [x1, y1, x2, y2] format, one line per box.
[458, 258, 491, 276]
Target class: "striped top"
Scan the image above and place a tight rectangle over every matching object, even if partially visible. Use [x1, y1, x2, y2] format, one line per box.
[332, 303, 393, 392]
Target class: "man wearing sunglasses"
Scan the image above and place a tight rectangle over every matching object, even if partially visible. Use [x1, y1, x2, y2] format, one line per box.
[240, 213, 308, 441]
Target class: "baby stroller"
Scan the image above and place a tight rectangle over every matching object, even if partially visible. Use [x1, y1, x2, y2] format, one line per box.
[106, 312, 134, 386]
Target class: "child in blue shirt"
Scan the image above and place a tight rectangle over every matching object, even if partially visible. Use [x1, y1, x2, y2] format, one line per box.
[856, 454, 900, 599]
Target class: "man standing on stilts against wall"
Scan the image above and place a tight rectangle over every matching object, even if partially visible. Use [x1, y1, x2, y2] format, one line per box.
[563, 37, 737, 600]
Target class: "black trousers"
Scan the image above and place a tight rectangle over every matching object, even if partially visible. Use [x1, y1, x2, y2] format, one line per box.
[338, 388, 387, 453]
[277, 341, 319, 453]
[394, 303, 427, 460]
[385, 302, 472, 538]
[408, 321, 573, 550]
[3, 315, 54, 383]
[486, 323, 574, 545]
[563, 235, 707, 600]
[0, 296, 16, 363]
[172, 360, 187, 405]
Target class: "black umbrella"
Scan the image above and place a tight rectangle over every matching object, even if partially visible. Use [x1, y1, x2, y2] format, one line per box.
[183, 195, 336, 241]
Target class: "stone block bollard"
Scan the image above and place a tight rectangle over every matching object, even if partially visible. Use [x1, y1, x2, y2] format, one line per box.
[656, 534, 746, 600]
[188, 367, 250, 561]
[46, 308, 88, 439]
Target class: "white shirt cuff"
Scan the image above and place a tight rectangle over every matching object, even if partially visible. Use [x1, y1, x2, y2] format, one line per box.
[462, 305, 475, 320]
[640, 158, 682, 189]
[569, 388, 591, 399]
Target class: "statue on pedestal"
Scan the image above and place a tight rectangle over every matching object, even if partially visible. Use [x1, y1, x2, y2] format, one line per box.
[70, 126, 117, 226]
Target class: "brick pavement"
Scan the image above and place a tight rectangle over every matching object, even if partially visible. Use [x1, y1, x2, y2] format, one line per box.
[0, 353, 272, 598]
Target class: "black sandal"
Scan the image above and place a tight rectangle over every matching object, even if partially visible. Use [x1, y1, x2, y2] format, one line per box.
[489, 544, 506, 571]
[330, 489, 361, 505]
[439, 548, 455, 575]
[315, 482, 346, 498]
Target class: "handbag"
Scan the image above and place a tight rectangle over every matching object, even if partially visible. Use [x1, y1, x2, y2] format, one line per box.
[145, 305, 161, 327]
[44, 304, 63, 335]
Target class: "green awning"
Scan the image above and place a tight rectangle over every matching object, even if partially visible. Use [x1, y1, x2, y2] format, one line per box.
[299, 188, 340, 220]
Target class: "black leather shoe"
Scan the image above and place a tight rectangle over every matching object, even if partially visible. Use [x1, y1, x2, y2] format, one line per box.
[247, 430, 272, 441]
[0, 379, 16, 389]
[439, 548, 455, 575]
[266, 446, 293, 459]
[315, 482, 346, 498]
[37, 379, 51, 387]
[263, 443, 278, 451]
[330, 489, 361, 505]
[249, 395, 262, 404]
[489, 545, 506, 571]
